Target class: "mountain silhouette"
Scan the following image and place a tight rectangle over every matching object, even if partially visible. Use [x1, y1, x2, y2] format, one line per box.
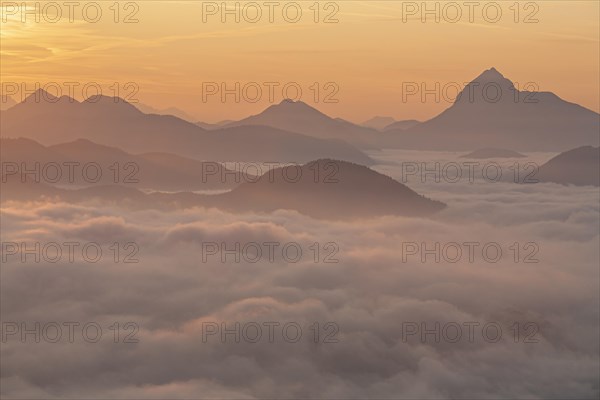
[0, 137, 250, 191]
[195, 120, 233, 130]
[0, 90, 373, 165]
[382, 119, 421, 131]
[382, 68, 600, 151]
[535, 146, 599, 186]
[362, 116, 397, 130]
[1, 159, 445, 219]
[223, 99, 379, 148]
[134, 102, 198, 122]
[211, 159, 446, 218]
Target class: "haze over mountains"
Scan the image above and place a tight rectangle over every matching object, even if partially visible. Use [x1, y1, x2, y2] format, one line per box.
[134, 102, 198, 122]
[382, 119, 421, 131]
[382, 68, 600, 151]
[3, 68, 598, 160]
[222, 99, 379, 148]
[361, 117, 421, 132]
[361, 116, 397, 130]
[195, 120, 233, 130]
[460, 148, 526, 159]
[1, 159, 446, 219]
[1, 138, 249, 191]
[0, 90, 373, 165]
[211, 160, 446, 218]
[185, 68, 599, 152]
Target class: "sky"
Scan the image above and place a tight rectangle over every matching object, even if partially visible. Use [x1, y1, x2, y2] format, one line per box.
[1, 0, 599, 122]
[1, 4, 599, 396]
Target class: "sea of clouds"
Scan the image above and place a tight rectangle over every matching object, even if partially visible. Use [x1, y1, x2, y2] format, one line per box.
[1, 151, 598, 399]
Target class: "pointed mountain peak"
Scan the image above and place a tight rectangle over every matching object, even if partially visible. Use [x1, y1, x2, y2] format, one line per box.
[453, 68, 516, 105]
[16, 89, 79, 109]
[23, 88, 59, 103]
[472, 67, 511, 83]
[485, 67, 502, 77]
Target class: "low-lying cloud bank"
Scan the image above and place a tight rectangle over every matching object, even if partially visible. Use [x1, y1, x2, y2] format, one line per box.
[1, 176, 598, 399]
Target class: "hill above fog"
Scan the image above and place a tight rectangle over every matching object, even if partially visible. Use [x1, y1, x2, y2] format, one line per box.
[535, 146, 599, 186]
[210, 159, 445, 218]
[1, 159, 445, 219]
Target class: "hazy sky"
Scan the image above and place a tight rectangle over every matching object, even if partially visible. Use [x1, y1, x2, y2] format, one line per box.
[1, 1, 598, 122]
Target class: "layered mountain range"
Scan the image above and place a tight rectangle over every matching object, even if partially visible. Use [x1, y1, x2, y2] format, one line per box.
[381, 68, 599, 151]
[3, 69, 598, 158]
[1, 159, 446, 219]
[0, 90, 373, 165]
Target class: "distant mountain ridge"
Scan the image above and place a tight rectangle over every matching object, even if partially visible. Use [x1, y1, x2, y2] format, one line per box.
[134, 102, 199, 122]
[4, 68, 598, 155]
[223, 99, 379, 148]
[382, 119, 421, 131]
[382, 68, 600, 151]
[201, 68, 599, 152]
[1, 159, 446, 219]
[0, 89, 374, 165]
[460, 148, 526, 159]
[0, 137, 250, 191]
[362, 116, 397, 130]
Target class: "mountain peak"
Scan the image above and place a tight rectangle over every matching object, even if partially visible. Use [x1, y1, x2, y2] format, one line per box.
[258, 98, 320, 115]
[452, 67, 515, 106]
[84, 94, 135, 106]
[276, 98, 311, 109]
[80, 94, 141, 116]
[226, 159, 446, 218]
[475, 67, 507, 82]
[23, 88, 61, 103]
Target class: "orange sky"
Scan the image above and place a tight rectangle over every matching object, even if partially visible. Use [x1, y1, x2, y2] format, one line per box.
[1, 1, 598, 122]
